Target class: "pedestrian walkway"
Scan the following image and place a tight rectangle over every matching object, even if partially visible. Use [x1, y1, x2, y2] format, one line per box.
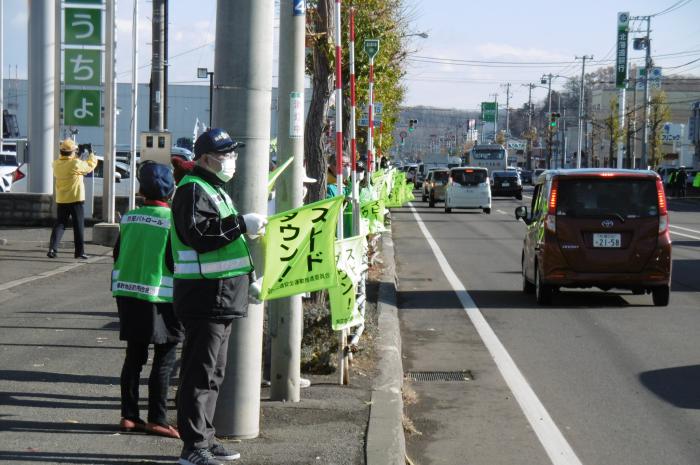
[0, 227, 404, 465]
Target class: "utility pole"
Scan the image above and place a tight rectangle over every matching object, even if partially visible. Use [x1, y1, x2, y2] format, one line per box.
[544, 74, 553, 169]
[523, 83, 535, 169]
[269, 0, 306, 403]
[212, 0, 273, 439]
[149, 0, 165, 131]
[575, 55, 593, 168]
[27, 0, 55, 193]
[639, 16, 652, 169]
[0, 0, 4, 152]
[489, 93, 498, 142]
[103, 0, 117, 223]
[128, 0, 139, 210]
[501, 82, 511, 143]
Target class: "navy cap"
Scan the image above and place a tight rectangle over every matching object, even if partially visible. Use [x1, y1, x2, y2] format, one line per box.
[193, 128, 245, 159]
[137, 162, 175, 200]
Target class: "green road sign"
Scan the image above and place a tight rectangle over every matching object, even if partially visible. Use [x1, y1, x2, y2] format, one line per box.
[65, 8, 102, 46]
[615, 12, 629, 89]
[481, 101, 497, 122]
[64, 49, 101, 86]
[64, 89, 101, 127]
[364, 39, 380, 59]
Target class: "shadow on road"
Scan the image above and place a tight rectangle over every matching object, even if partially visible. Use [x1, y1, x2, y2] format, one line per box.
[0, 370, 118, 385]
[0, 418, 119, 434]
[672, 259, 700, 292]
[639, 365, 700, 409]
[0, 391, 120, 410]
[0, 450, 172, 464]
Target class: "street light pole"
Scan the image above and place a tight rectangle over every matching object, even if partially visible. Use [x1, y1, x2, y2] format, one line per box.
[575, 55, 593, 168]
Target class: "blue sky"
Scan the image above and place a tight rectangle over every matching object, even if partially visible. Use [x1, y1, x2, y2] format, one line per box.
[3, 0, 699, 110]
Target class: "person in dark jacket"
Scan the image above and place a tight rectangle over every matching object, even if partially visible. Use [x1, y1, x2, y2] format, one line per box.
[112, 162, 183, 439]
[171, 128, 267, 465]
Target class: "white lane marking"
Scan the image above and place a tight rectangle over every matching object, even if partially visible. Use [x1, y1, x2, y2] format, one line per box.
[0, 255, 109, 293]
[408, 203, 583, 465]
[670, 224, 700, 235]
[670, 230, 700, 241]
[496, 209, 507, 215]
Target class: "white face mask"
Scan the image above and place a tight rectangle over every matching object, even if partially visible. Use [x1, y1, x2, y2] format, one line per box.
[342, 166, 351, 178]
[210, 156, 236, 182]
[358, 172, 365, 182]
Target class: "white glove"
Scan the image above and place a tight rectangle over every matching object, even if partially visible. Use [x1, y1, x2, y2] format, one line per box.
[242, 213, 267, 238]
[248, 277, 263, 304]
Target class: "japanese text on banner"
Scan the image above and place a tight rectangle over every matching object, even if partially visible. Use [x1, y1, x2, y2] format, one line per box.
[330, 235, 367, 331]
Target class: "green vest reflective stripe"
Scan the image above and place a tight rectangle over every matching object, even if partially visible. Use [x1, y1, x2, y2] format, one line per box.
[112, 205, 173, 303]
[171, 174, 253, 279]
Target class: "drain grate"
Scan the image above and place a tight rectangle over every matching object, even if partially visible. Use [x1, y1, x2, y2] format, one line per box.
[405, 370, 473, 382]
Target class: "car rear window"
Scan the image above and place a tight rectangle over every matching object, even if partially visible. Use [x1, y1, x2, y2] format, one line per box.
[452, 169, 487, 186]
[493, 171, 518, 179]
[556, 178, 659, 219]
[433, 171, 449, 182]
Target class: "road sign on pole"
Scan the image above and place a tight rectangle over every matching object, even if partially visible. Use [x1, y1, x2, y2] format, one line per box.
[481, 102, 497, 122]
[364, 39, 379, 59]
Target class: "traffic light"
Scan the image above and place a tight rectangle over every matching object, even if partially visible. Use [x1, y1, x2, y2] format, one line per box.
[549, 112, 561, 128]
[408, 119, 418, 132]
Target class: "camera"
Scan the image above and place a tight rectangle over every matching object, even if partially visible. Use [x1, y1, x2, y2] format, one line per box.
[78, 143, 93, 155]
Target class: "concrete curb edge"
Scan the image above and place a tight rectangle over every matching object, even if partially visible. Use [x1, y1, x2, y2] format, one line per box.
[366, 231, 406, 465]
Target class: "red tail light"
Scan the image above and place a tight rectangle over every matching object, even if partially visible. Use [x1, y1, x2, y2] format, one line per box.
[656, 177, 668, 234]
[12, 166, 25, 183]
[545, 179, 558, 233]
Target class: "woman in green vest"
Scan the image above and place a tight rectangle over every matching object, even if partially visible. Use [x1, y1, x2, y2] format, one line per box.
[112, 162, 183, 439]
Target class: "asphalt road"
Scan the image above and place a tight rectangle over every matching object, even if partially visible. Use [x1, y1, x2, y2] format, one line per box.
[394, 187, 700, 465]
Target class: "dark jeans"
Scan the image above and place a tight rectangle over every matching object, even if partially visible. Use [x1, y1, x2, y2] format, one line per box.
[120, 340, 179, 425]
[177, 318, 232, 449]
[49, 202, 85, 256]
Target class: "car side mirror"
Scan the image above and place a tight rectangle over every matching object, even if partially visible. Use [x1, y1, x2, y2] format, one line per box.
[515, 206, 528, 222]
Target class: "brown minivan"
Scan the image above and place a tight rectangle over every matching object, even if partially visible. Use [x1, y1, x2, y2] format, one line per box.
[515, 169, 672, 306]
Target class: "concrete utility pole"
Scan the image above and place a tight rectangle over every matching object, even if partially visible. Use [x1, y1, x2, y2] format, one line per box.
[211, 0, 273, 439]
[0, 0, 4, 152]
[149, 0, 165, 131]
[575, 55, 593, 168]
[525, 83, 534, 169]
[27, 0, 55, 193]
[640, 16, 652, 169]
[269, 0, 306, 403]
[103, 0, 117, 223]
[501, 82, 511, 140]
[128, 0, 139, 210]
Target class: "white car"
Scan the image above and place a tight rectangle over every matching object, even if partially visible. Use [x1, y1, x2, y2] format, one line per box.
[0, 152, 21, 192]
[444, 166, 491, 214]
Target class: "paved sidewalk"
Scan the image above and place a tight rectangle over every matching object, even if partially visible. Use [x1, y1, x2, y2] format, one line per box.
[0, 227, 405, 465]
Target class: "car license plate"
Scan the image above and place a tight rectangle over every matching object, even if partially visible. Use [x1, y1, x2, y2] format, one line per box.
[501, 182, 510, 187]
[593, 233, 621, 248]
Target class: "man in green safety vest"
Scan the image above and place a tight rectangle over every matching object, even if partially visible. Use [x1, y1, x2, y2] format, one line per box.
[171, 128, 267, 465]
[112, 162, 183, 440]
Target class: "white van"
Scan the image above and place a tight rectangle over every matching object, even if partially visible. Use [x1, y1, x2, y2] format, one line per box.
[444, 166, 491, 214]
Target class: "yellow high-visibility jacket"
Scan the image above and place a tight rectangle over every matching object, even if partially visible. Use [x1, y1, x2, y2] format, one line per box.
[53, 153, 97, 203]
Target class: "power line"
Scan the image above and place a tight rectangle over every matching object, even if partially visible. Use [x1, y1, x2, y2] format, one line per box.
[650, 0, 694, 17]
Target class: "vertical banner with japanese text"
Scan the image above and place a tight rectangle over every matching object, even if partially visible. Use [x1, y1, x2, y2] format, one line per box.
[63, 1, 104, 127]
[330, 235, 367, 331]
[260, 196, 344, 300]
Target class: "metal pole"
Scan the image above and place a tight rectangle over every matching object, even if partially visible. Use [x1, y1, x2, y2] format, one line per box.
[576, 55, 591, 169]
[269, 0, 306, 403]
[367, 56, 374, 174]
[0, 0, 4, 153]
[211, 0, 273, 439]
[209, 71, 213, 128]
[150, 0, 165, 131]
[27, 0, 55, 193]
[640, 16, 651, 169]
[617, 87, 626, 169]
[333, 0, 347, 386]
[103, 0, 117, 222]
[129, 0, 139, 210]
[505, 83, 510, 140]
[349, 7, 359, 236]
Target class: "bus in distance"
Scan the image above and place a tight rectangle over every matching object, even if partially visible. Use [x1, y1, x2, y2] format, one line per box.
[461, 144, 508, 172]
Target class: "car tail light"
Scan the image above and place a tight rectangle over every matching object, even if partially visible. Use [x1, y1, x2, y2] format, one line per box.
[545, 179, 558, 233]
[12, 166, 25, 183]
[656, 178, 668, 234]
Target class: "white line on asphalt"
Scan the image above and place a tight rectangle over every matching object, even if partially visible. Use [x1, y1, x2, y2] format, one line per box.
[670, 230, 700, 241]
[670, 224, 700, 235]
[0, 255, 109, 293]
[496, 209, 507, 215]
[408, 203, 583, 465]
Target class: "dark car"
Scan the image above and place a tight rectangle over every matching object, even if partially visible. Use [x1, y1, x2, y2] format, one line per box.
[515, 169, 671, 306]
[491, 170, 522, 199]
[519, 170, 533, 184]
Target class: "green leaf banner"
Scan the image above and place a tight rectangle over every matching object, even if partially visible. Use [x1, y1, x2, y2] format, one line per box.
[330, 235, 367, 331]
[260, 196, 344, 300]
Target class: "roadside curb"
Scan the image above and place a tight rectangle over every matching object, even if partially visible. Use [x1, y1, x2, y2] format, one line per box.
[366, 231, 406, 465]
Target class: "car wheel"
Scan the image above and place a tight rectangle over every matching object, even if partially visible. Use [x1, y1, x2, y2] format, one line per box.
[522, 258, 535, 294]
[651, 285, 670, 306]
[483, 208, 491, 214]
[535, 265, 552, 305]
[429, 191, 436, 208]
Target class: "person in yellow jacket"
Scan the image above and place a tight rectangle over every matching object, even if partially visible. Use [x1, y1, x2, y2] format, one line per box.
[47, 139, 97, 259]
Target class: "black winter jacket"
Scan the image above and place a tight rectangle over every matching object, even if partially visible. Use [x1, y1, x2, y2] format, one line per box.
[171, 166, 251, 321]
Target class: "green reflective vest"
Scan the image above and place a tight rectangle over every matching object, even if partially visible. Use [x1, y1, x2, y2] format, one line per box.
[112, 205, 173, 303]
[171, 174, 253, 279]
